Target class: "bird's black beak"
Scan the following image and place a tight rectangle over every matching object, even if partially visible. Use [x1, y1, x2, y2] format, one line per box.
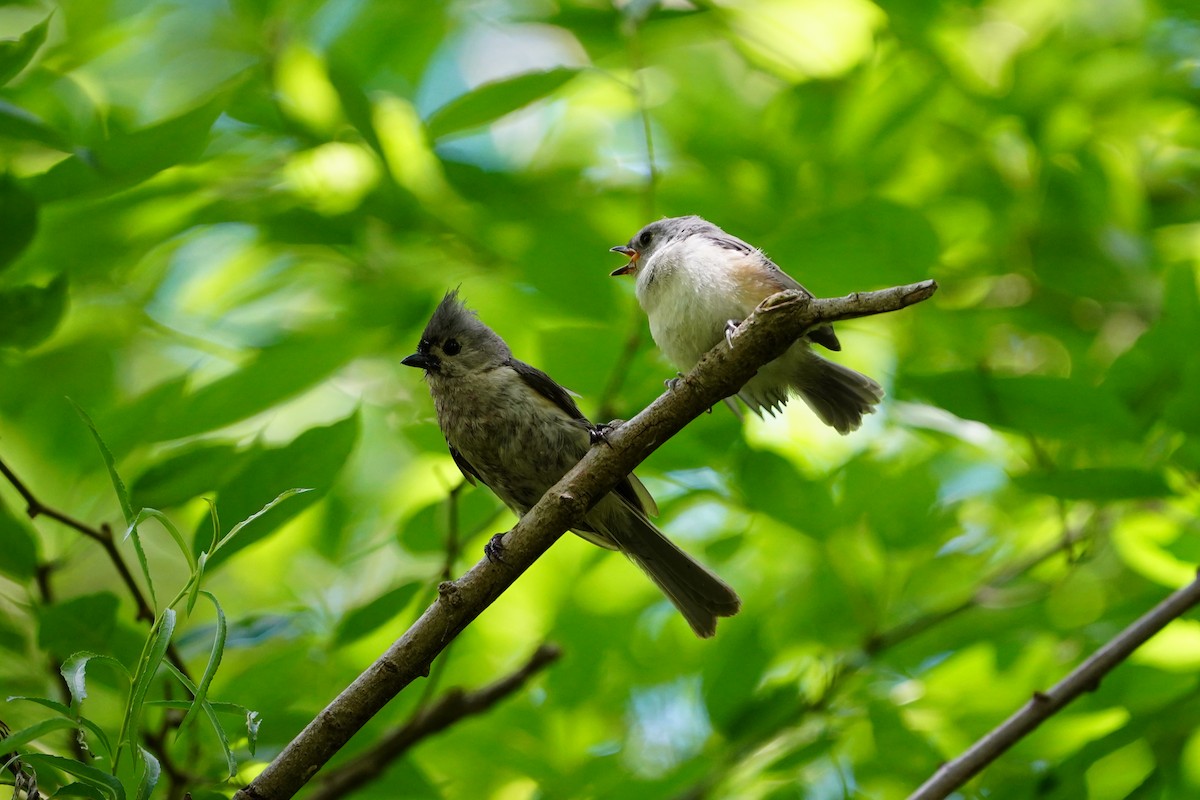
[610, 245, 638, 276]
[401, 352, 439, 371]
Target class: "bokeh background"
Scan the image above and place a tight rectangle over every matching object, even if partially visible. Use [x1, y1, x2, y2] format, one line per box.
[3, 0, 1200, 797]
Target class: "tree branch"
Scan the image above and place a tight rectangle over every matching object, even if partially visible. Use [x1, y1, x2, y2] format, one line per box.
[0, 455, 192, 681]
[910, 571, 1200, 800]
[305, 643, 561, 800]
[234, 280, 938, 800]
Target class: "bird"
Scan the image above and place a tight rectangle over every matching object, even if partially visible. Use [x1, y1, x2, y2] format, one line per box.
[611, 215, 883, 433]
[401, 290, 740, 637]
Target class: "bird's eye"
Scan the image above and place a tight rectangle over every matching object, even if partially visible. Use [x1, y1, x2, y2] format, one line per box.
[638, 229, 653, 248]
[443, 338, 461, 356]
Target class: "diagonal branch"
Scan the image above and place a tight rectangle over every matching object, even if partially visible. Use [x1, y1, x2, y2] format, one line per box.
[234, 279, 938, 800]
[910, 571, 1200, 800]
[305, 643, 562, 800]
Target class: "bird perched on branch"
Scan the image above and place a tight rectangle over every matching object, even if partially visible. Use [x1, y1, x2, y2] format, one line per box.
[401, 290, 740, 637]
[612, 216, 883, 434]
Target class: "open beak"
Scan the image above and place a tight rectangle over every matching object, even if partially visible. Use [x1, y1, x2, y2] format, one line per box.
[401, 352, 438, 371]
[610, 245, 638, 276]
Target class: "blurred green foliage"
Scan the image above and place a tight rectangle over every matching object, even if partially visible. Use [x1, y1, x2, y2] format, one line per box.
[2, 0, 1200, 798]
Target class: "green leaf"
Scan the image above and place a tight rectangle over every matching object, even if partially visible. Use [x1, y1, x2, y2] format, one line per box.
[195, 413, 359, 568]
[328, 62, 386, 160]
[60, 651, 132, 709]
[0, 497, 38, 578]
[177, 591, 227, 736]
[7, 695, 115, 761]
[127, 507, 195, 572]
[123, 608, 176, 764]
[0, 274, 67, 349]
[903, 371, 1141, 441]
[0, 173, 37, 270]
[0, 99, 72, 150]
[425, 67, 581, 139]
[20, 754, 126, 800]
[153, 332, 366, 441]
[165, 662, 236, 779]
[331, 581, 423, 647]
[0, 14, 51, 86]
[56, 783, 113, 800]
[771, 198, 940, 289]
[27, 91, 231, 202]
[0, 717, 79, 753]
[134, 746, 161, 800]
[131, 443, 245, 510]
[215, 487, 312, 553]
[37, 593, 119, 659]
[71, 399, 135, 526]
[1013, 468, 1172, 501]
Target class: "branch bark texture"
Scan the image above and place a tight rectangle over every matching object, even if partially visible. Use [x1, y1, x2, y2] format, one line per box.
[235, 280, 939, 800]
[910, 572, 1200, 800]
[306, 644, 561, 800]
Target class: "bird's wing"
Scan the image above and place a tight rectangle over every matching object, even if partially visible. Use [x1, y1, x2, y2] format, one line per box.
[702, 232, 841, 352]
[506, 357, 660, 518]
[448, 443, 480, 485]
[506, 358, 588, 421]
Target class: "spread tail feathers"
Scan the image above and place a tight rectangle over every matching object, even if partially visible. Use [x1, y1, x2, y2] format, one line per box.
[738, 348, 883, 434]
[794, 356, 883, 434]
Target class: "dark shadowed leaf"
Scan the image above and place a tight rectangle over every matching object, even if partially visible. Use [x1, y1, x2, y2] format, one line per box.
[37, 593, 120, 659]
[1013, 468, 1172, 500]
[426, 67, 581, 139]
[0, 99, 72, 150]
[194, 413, 359, 567]
[0, 274, 67, 349]
[331, 581, 423, 646]
[0, 14, 51, 86]
[131, 443, 247, 509]
[27, 92, 231, 202]
[0, 497, 38, 578]
[153, 332, 366, 441]
[0, 173, 37, 270]
[903, 371, 1141, 441]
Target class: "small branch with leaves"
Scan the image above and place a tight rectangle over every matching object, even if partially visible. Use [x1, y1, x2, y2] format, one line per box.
[234, 280, 939, 800]
[306, 643, 562, 800]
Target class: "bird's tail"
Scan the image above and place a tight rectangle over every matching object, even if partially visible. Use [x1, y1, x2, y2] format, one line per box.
[739, 346, 883, 434]
[595, 499, 740, 638]
[793, 352, 883, 434]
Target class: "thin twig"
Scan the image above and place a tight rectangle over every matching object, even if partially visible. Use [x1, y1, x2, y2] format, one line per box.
[910, 572, 1200, 799]
[305, 644, 562, 800]
[865, 520, 1093, 656]
[234, 281, 938, 800]
[0, 455, 192, 680]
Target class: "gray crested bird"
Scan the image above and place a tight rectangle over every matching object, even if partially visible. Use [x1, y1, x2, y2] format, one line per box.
[401, 290, 740, 637]
[612, 215, 884, 434]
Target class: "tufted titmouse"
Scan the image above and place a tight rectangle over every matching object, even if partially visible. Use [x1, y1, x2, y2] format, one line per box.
[611, 215, 883, 434]
[401, 290, 740, 637]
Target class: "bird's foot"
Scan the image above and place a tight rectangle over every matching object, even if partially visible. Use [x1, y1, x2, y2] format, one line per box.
[484, 533, 507, 564]
[725, 319, 741, 349]
[589, 419, 625, 447]
[664, 372, 685, 391]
